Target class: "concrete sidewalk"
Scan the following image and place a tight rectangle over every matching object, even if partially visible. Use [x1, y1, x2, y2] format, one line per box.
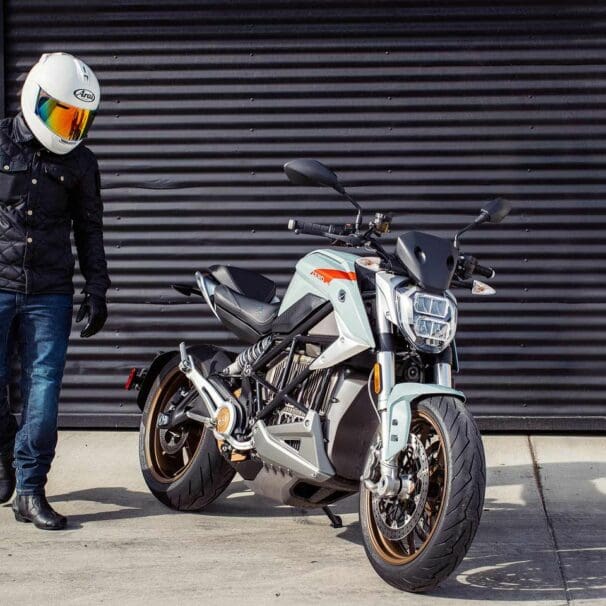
[0, 433, 604, 606]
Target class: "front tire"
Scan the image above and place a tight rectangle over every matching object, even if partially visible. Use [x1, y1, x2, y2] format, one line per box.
[360, 395, 486, 592]
[139, 351, 236, 511]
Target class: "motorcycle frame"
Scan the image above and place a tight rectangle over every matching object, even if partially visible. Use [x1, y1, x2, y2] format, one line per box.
[175, 300, 337, 447]
[247, 301, 336, 421]
[175, 261, 465, 498]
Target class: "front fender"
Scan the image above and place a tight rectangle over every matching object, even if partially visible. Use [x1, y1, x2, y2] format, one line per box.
[384, 383, 465, 461]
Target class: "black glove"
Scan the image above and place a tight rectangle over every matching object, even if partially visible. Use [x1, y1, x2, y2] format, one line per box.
[76, 293, 107, 338]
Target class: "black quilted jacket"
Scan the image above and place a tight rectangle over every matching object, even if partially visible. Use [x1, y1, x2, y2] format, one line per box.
[0, 114, 110, 298]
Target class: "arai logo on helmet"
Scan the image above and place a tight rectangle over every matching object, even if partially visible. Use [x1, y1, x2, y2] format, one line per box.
[73, 88, 96, 103]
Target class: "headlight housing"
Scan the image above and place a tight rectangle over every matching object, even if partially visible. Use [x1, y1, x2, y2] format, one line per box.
[395, 287, 457, 353]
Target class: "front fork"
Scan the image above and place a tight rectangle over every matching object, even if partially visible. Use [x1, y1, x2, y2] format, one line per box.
[367, 292, 452, 499]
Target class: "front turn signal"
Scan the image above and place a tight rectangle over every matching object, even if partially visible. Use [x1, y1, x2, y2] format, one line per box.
[472, 280, 496, 296]
[373, 362, 382, 394]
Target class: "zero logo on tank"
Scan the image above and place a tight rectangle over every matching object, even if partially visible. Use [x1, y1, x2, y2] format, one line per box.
[310, 269, 356, 284]
[73, 88, 96, 103]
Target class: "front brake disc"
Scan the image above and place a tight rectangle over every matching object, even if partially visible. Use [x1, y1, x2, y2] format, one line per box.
[371, 433, 430, 541]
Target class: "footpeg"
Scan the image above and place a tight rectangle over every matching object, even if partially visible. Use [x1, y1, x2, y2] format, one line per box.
[179, 342, 192, 372]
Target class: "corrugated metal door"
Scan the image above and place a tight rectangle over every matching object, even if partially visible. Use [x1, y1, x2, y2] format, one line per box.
[3, 2, 606, 430]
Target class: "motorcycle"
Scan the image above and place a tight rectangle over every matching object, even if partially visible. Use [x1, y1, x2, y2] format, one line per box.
[126, 159, 511, 592]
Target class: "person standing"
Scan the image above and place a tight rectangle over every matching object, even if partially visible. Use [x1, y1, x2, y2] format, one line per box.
[0, 53, 110, 529]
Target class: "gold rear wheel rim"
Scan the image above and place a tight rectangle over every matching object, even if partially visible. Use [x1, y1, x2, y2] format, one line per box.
[144, 366, 204, 483]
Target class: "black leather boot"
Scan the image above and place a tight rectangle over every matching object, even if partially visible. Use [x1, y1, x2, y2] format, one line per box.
[12, 494, 67, 530]
[0, 452, 16, 504]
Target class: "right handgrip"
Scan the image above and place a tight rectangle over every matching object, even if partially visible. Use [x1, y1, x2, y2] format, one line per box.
[474, 264, 496, 279]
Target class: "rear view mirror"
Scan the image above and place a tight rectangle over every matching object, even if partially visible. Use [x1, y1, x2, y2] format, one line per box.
[455, 197, 513, 247]
[283, 158, 364, 229]
[481, 198, 512, 224]
[284, 159, 345, 194]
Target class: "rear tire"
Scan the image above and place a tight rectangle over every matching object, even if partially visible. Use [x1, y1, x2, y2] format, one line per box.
[139, 350, 236, 511]
[360, 395, 486, 592]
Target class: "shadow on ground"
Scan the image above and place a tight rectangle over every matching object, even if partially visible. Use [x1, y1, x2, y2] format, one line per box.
[435, 547, 606, 602]
[47, 461, 605, 603]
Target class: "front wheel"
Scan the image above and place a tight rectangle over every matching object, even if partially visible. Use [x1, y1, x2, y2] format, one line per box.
[359, 395, 486, 593]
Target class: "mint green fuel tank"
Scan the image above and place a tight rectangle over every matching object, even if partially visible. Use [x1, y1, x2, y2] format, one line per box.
[279, 249, 375, 370]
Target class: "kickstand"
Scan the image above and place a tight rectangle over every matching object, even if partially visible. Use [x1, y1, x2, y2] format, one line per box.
[322, 506, 343, 529]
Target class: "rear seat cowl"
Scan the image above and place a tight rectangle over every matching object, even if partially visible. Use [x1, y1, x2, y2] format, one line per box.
[209, 264, 276, 303]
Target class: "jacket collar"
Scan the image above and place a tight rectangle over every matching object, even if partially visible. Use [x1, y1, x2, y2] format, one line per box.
[12, 113, 35, 144]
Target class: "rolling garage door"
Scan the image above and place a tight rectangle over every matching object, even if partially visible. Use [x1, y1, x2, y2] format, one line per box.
[2, 1, 606, 430]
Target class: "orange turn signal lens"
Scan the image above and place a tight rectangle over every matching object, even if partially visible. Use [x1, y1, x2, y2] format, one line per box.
[373, 362, 382, 394]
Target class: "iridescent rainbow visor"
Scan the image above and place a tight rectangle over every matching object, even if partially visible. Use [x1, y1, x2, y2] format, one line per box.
[35, 87, 96, 142]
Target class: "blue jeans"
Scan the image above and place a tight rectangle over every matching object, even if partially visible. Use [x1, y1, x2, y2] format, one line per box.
[0, 290, 72, 495]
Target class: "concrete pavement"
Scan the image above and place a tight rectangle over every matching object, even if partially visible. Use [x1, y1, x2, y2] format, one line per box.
[0, 433, 604, 605]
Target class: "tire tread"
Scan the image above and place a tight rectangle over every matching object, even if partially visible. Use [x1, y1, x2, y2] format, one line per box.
[139, 356, 236, 513]
[360, 395, 486, 593]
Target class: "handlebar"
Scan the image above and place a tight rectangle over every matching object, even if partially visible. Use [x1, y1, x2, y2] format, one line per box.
[288, 220, 497, 280]
[457, 254, 496, 280]
[287, 219, 345, 237]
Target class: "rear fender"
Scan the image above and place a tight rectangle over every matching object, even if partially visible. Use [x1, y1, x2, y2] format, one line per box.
[384, 383, 466, 461]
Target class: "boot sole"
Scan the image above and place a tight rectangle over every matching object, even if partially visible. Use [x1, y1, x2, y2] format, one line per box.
[13, 511, 67, 530]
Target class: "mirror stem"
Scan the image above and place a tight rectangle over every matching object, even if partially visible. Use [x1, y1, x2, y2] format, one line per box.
[342, 191, 363, 229]
[454, 211, 489, 248]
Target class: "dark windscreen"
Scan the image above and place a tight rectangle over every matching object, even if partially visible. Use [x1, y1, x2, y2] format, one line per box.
[396, 231, 457, 292]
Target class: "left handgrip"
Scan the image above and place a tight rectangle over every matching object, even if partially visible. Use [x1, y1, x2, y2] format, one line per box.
[288, 219, 340, 236]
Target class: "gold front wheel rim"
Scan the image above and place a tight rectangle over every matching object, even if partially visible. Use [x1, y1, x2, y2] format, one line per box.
[364, 410, 448, 566]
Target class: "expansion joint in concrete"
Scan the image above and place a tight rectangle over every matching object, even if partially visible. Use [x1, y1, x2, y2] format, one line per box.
[527, 435, 571, 606]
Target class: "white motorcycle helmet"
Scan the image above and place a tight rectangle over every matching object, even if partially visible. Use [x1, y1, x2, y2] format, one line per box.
[21, 52, 100, 155]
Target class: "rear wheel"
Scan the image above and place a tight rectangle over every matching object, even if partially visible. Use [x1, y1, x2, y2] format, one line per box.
[359, 396, 486, 592]
[139, 351, 235, 511]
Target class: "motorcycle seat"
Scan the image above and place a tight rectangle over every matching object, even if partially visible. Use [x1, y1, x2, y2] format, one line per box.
[213, 284, 279, 343]
[209, 264, 276, 304]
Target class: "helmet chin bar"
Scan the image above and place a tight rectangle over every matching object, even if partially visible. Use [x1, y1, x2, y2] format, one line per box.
[24, 112, 82, 155]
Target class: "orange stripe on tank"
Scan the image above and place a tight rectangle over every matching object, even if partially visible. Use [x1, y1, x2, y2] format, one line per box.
[310, 269, 357, 284]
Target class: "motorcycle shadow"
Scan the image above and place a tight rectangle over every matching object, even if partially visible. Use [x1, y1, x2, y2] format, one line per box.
[203, 480, 360, 519]
[335, 459, 606, 603]
[320, 500, 606, 606]
[46, 460, 605, 603]
[46, 486, 179, 529]
[47, 479, 360, 529]
[432, 545, 606, 602]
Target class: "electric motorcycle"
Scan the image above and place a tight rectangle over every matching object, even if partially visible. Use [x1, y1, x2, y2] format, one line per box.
[127, 159, 511, 592]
